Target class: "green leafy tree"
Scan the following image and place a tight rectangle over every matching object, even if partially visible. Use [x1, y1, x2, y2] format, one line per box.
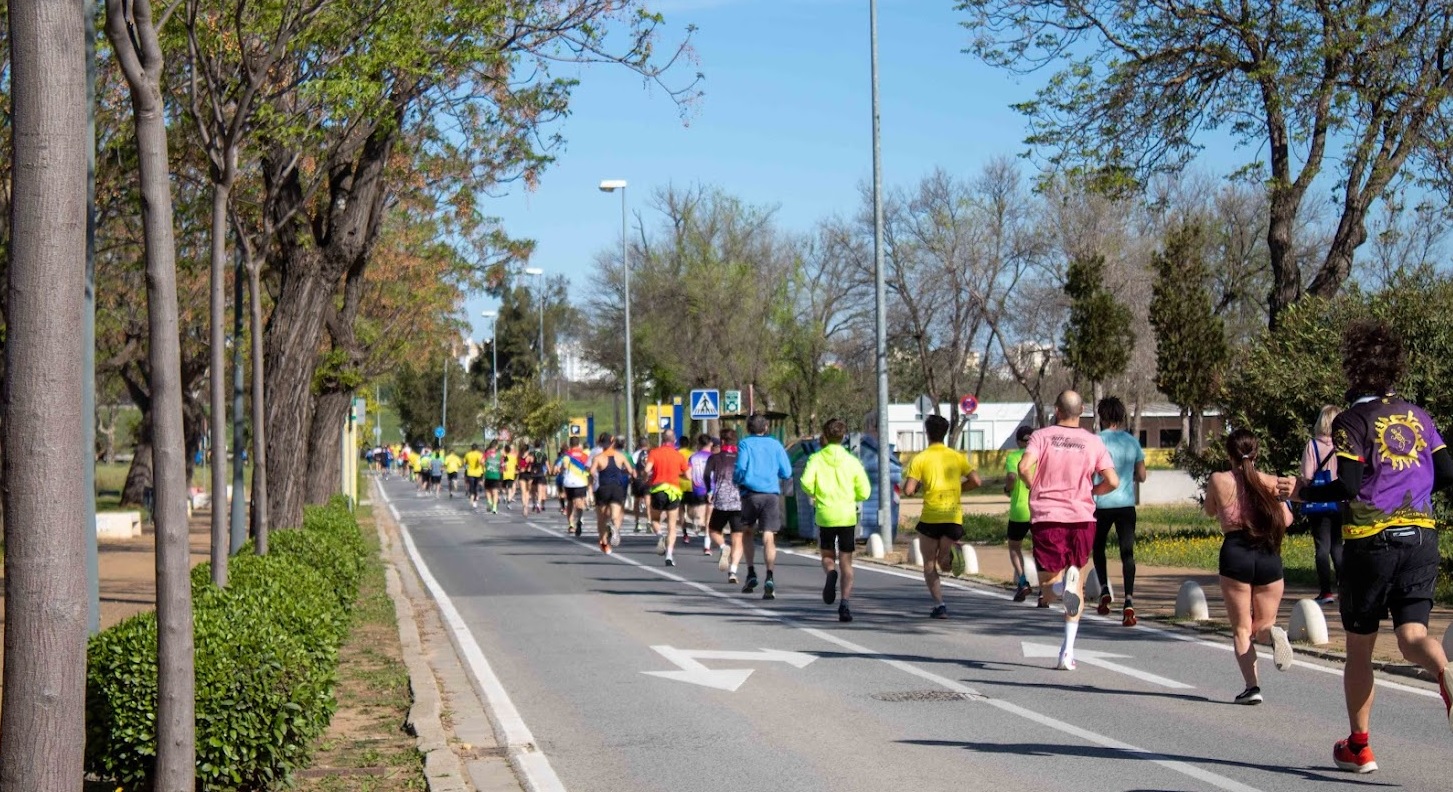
[484, 382, 569, 447]
[1061, 253, 1133, 398]
[1149, 225, 1231, 454]
[392, 357, 485, 448]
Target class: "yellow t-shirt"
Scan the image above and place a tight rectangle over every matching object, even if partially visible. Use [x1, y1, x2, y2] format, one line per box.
[444, 454, 462, 474]
[464, 450, 485, 478]
[503, 453, 518, 478]
[411, 454, 424, 473]
[905, 443, 974, 525]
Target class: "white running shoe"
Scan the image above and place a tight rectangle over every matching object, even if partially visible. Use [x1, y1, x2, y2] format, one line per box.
[610, 526, 621, 547]
[655, 535, 667, 555]
[1062, 567, 1082, 618]
[1270, 626, 1293, 671]
[1055, 653, 1077, 671]
[717, 548, 730, 571]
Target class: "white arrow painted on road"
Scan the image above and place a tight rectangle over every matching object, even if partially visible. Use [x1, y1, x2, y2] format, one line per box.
[642, 646, 817, 692]
[1021, 642, 1194, 689]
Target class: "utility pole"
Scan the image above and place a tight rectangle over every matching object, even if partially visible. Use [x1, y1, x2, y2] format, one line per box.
[870, 0, 893, 550]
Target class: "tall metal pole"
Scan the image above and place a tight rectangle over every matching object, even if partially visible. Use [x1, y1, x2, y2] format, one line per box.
[622, 187, 635, 454]
[491, 319, 499, 409]
[83, 0, 99, 634]
[537, 272, 546, 389]
[870, 0, 892, 550]
[229, 248, 246, 552]
[441, 350, 448, 444]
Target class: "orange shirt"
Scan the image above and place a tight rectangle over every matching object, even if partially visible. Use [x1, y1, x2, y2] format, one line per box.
[648, 444, 689, 489]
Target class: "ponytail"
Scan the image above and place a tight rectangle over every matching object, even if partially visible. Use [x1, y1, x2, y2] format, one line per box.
[1231, 448, 1286, 554]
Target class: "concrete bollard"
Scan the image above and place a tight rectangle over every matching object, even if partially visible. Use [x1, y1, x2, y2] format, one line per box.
[868, 533, 886, 559]
[1288, 599, 1330, 646]
[908, 537, 924, 567]
[959, 543, 979, 575]
[1443, 624, 1453, 660]
[1021, 547, 1039, 588]
[1175, 580, 1209, 621]
[1084, 567, 1103, 601]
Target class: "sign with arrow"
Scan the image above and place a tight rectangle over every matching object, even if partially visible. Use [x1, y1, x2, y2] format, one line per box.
[642, 645, 816, 692]
[1021, 642, 1193, 689]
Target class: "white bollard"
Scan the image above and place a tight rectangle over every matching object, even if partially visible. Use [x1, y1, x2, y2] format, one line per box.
[959, 543, 979, 575]
[908, 537, 924, 567]
[868, 533, 886, 559]
[1084, 567, 1103, 601]
[1175, 580, 1210, 621]
[1443, 624, 1453, 661]
[1020, 547, 1039, 588]
[1288, 599, 1330, 646]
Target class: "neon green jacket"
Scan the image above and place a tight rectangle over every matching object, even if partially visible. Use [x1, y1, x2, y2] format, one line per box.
[800, 443, 871, 528]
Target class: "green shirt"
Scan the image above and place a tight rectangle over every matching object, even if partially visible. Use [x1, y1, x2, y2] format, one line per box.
[1006, 449, 1030, 523]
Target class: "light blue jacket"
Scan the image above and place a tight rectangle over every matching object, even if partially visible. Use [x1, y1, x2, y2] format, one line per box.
[734, 434, 792, 494]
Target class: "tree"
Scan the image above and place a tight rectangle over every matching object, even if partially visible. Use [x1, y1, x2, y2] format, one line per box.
[1149, 224, 1230, 453]
[1061, 253, 1134, 401]
[105, 0, 197, 785]
[961, 0, 1453, 328]
[484, 382, 569, 446]
[0, 1, 89, 787]
[393, 355, 486, 447]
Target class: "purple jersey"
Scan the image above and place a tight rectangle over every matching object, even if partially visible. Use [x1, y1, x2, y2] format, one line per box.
[1333, 396, 1446, 539]
[689, 450, 712, 496]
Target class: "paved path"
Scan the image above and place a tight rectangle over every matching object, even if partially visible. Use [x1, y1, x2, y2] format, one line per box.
[380, 479, 1452, 792]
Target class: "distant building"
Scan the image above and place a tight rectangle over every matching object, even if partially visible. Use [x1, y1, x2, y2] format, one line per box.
[885, 400, 1222, 452]
[557, 339, 607, 383]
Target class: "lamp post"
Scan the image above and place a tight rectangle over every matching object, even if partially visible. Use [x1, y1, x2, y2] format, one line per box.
[481, 310, 498, 411]
[524, 266, 545, 388]
[598, 179, 632, 452]
[869, 0, 892, 550]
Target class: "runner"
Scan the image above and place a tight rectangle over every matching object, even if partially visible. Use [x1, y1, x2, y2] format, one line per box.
[501, 443, 518, 510]
[464, 443, 485, 510]
[411, 447, 428, 495]
[1205, 427, 1296, 705]
[733, 414, 793, 599]
[1004, 425, 1035, 602]
[428, 449, 444, 497]
[1017, 390, 1119, 671]
[630, 438, 652, 532]
[559, 437, 591, 535]
[1300, 405, 1343, 605]
[1296, 319, 1453, 773]
[705, 429, 742, 579]
[686, 434, 715, 554]
[588, 435, 635, 553]
[1092, 396, 1147, 626]
[528, 443, 550, 513]
[444, 448, 462, 498]
[903, 414, 981, 618]
[799, 418, 870, 622]
[483, 441, 504, 513]
[645, 432, 690, 566]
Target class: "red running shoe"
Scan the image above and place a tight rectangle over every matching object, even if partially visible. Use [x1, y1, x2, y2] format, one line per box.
[1332, 740, 1377, 774]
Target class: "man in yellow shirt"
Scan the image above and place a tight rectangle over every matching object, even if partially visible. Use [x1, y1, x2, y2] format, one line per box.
[444, 450, 463, 498]
[463, 444, 486, 510]
[904, 415, 981, 619]
[412, 447, 428, 494]
[502, 445, 519, 509]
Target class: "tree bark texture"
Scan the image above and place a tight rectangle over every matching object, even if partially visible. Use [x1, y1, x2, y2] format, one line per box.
[208, 183, 229, 586]
[0, 0, 91, 787]
[105, 0, 197, 787]
[247, 258, 269, 552]
[305, 389, 350, 505]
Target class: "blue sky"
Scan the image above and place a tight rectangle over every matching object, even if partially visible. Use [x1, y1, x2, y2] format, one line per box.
[466, 0, 1061, 337]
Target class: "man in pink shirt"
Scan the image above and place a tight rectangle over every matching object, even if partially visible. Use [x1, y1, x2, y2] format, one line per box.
[1018, 390, 1120, 671]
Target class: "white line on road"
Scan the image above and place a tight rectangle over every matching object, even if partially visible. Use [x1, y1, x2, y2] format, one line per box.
[380, 487, 567, 792]
[1021, 641, 1194, 689]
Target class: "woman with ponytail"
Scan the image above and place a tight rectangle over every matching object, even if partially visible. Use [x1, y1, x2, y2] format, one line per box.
[1204, 428, 1296, 705]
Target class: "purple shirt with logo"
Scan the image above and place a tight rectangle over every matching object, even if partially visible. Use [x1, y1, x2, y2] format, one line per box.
[1333, 396, 1446, 538]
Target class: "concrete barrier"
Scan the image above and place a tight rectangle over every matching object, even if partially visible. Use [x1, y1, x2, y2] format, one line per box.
[1175, 580, 1209, 621]
[1084, 567, 1103, 601]
[908, 537, 924, 567]
[1021, 547, 1039, 588]
[96, 511, 142, 539]
[1288, 599, 1330, 646]
[868, 534, 885, 559]
[959, 543, 979, 576]
[1443, 624, 1452, 660]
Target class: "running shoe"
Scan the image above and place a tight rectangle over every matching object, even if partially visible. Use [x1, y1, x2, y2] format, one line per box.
[1314, 592, 1337, 605]
[703, 545, 712, 556]
[742, 575, 758, 594]
[838, 603, 853, 623]
[823, 570, 839, 605]
[610, 526, 621, 547]
[1062, 567, 1082, 618]
[949, 544, 967, 577]
[1332, 740, 1377, 773]
[1122, 605, 1137, 627]
[1055, 653, 1076, 671]
[665, 558, 675, 567]
[599, 540, 609, 553]
[1438, 665, 1452, 732]
[1036, 596, 1049, 609]
[633, 524, 642, 534]
[929, 604, 948, 619]
[1097, 592, 1112, 616]
[1270, 625, 1293, 671]
[1013, 583, 1031, 603]
[763, 579, 776, 600]
[1233, 686, 1263, 705]
[717, 549, 730, 572]
[655, 535, 667, 555]
[728, 572, 739, 584]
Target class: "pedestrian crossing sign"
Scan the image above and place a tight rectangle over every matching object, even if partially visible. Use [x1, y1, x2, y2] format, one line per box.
[690, 389, 720, 420]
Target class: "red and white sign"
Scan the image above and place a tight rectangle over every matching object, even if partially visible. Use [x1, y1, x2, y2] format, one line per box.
[959, 394, 979, 416]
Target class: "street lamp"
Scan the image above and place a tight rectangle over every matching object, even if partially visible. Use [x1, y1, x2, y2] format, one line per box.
[481, 310, 498, 412]
[598, 179, 633, 452]
[523, 266, 545, 388]
[869, 0, 892, 550]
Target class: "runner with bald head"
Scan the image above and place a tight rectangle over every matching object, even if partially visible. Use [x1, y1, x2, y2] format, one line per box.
[1019, 390, 1120, 671]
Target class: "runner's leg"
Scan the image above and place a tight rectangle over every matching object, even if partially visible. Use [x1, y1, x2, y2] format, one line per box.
[1222, 576, 1259, 690]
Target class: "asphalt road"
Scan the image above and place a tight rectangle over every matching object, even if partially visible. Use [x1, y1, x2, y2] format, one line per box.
[379, 479, 1451, 792]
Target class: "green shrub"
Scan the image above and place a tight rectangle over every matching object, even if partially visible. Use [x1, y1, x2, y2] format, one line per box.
[86, 502, 368, 790]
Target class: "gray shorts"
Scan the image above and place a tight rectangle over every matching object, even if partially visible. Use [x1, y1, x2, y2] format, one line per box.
[741, 492, 781, 533]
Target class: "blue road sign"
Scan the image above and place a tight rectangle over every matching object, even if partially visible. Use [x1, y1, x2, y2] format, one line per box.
[434, 425, 446, 439]
[690, 389, 720, 420]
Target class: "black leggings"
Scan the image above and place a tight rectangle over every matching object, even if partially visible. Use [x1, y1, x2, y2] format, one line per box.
[1309, 513, 1343, 594]
[1093, 506, 1137, 598]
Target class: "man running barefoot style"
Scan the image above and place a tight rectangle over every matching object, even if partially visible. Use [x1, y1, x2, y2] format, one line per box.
[589, 436, 635, 554]
[904, 414, 981, 619]
[645, 432, 690, 566]
[1018, 390, 1119, 671]
[1092, 396, 1147, 625]
[1296, 319, 1453, 773]
[734, 414, 793, 599]
[705, 430, 742, 579]
[1004, 425, 1035, 602]
[800, 418, 870, 622]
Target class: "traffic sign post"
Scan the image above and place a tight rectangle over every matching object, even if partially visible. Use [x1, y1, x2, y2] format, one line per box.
[434, 425, 445, 440]
[914, 394, 935, 420]
[959, 394, 979, 416]
[690, 389, 720, 420]
[723, 389, 742, 414]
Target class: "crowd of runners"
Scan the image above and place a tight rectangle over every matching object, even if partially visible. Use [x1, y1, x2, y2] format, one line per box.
[373, 318, 1452, 775]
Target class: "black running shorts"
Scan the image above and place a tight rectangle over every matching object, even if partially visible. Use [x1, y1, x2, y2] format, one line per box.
[1218, 531, 1283, 586]
[818, 525, 856, 554]
[1340, 526, 1440, 635]
[1006, 520, 1031, 542]
[595, 483, 627, 506]
[649, 490, 681, 511]
[917, 521, 965, 542]
[708, 509, 741, 532]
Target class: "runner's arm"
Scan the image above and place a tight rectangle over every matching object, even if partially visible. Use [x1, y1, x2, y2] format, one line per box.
[903, 477, 921, 497]
[962, 470, 981, 491]
[1134, 460, 1147, 484]
[1090, 466, 1119, 497]
[1003, 471, 1016, 495]
[1016, 451, 1038, 487]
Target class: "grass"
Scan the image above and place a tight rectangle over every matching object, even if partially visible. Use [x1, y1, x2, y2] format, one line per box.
[95, 461, 254, 512]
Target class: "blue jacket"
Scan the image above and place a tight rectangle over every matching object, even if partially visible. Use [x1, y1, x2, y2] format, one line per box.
[734, 434, 792, 494]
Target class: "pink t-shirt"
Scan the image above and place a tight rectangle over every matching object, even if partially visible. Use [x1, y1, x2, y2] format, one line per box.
[1025, 425, 1113, 524]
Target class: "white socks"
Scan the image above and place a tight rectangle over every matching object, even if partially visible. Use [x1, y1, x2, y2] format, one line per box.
[1062, 620, 1080, 658]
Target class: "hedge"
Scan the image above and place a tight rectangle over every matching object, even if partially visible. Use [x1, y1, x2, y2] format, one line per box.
[85, 498, 369, 790]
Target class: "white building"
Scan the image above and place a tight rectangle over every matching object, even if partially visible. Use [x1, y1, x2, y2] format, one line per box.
[557, 339, 608, 383]
[886, 401, 1036, 453]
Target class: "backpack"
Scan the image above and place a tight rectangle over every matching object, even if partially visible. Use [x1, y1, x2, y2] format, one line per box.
[1301, 447, 1340, 515]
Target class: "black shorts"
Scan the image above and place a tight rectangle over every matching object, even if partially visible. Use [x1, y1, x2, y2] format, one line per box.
[430, 473, 442, 484]
[1218, 531, 1283, 586]
[466, 476, 481, 496]
[503, 476, 516, 487]
[564, 486, 588, 501]
[682, 491, 707, 507]
[484, 478, 501, 490]
[1006, 520, 1032, 542]
[1340, 526, 1440, 635]
[917, 521, 965, 542]
[631, 479, 651, 497]
[818, 525, 856, 554]
[595, 483, 627, 506]
[741, 492, 781, 533]
[447, 471, 458, 482]
[708, 509, 742, 532]
[650, 490, 681, 511]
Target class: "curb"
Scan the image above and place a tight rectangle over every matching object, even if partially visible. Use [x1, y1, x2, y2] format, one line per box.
[373, 482, 472, 792]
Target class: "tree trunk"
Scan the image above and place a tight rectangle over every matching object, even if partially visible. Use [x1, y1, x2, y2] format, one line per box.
[208, 183, 230, 586]
[306, 389, 350, 505]
[0, 0, 90, 785]
[121, 411, 154, 507]
[1265, 190, 1301, 331]
[247, 258, 269, 553]
[105, 1, 197, 787]
[263, 265, 333, 530]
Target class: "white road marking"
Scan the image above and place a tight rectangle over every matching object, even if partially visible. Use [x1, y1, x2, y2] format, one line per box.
[1021, 641, 1194, 689]
[641, 646, 814, 691]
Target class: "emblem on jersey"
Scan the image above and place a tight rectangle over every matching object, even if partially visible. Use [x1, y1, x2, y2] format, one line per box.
[1374, 411, 1427, 470]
